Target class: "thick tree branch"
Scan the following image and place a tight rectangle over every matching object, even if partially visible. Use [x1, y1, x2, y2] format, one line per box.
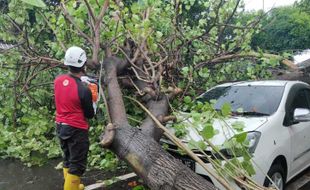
[91, 0, 109, 65]
[95, 0, 109, 30]
[140, 96, 169, 141]
[103, 56, 129, 126]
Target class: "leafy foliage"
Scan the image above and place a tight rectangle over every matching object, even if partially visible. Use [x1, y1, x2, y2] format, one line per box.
[21, 0, 46, 8]
[0, 0, 117, 169]
[251, 5, 310, 52]
[297, 0, 310, 14]
[0, 51, 60, 165]
[171, 99, 256, 178]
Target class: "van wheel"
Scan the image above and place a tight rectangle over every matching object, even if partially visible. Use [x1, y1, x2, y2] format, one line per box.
[263, 164, 285, 190]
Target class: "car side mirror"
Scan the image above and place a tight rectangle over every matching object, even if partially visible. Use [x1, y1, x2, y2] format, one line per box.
[294, 108, 310, 122]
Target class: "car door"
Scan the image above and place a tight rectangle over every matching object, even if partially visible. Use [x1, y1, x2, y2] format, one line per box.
[287, 88, 310, 176]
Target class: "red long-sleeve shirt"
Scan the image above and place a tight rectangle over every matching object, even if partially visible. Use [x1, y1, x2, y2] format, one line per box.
[54, 74, 94, 130]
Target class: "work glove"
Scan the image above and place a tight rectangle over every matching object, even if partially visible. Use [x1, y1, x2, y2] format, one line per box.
[81, 76, 99, 114]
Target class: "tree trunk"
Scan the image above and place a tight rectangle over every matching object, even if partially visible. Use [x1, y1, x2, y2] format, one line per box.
[102, 56, 217, 190]
[111, 127, 216, 190]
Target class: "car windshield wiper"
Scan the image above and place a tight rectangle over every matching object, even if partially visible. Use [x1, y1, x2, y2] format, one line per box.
[238, 111, 270, 116]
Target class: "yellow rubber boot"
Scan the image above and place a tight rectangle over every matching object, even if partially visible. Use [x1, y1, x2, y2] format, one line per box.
[64, 173, 80, 190]
[63, 168, 69, 179]
[79, 184, 85, 190]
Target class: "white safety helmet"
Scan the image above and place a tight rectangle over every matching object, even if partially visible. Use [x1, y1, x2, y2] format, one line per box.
[64, 46, 87, 68]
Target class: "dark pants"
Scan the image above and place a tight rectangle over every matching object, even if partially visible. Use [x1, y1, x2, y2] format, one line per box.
[56, 123, 89, 176]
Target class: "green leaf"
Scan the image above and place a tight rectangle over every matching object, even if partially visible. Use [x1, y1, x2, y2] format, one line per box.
[221, 103, 231, 116]
[282, 52, 291, 59]
[198, 68, 209, 78]
[201, 123, 215, 139]
[181, 66, 189, 76]
[133, 185, 147, 190]
[209, 11, 216, 18]
[242, 160, 256, 176]
[188, 140, 197, 150]
[197, 140, 207, 150]
[156, 31, 163, 38]
[236, 108, 243, 113]
[21, 0, 46, 8]
[198, 19, 207, 26]
[232, 121, 245, 132]
[184, 96, 191, 104]
[172, 123, 187, 138]
[191, 111, 201, 121]
[188, 140, 206, 150]
[15, 17, 25, 25]
[235, 132, 247, 143]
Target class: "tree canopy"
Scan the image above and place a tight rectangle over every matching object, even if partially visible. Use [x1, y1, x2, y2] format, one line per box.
[297, 0, 310, 14]
[251, 5, 310, 52]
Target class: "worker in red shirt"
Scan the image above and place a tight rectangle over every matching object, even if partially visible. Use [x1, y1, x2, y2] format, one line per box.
[54, 46, 95, 190]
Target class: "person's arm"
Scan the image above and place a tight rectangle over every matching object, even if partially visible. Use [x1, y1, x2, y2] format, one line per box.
[77, 80, 95, 119]
[81, 87, 95, 118]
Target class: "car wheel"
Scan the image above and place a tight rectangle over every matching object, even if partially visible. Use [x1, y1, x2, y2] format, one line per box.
[263, 164, 285, 190]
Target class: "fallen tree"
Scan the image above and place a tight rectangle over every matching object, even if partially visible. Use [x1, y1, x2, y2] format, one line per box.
[0, 0, 293, 189]
[99, 56, 220, 189]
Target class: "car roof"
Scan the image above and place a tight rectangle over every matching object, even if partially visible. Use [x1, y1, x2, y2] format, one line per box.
[215, 80, 302, 87]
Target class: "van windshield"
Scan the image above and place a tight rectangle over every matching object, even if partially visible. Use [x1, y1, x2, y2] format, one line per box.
[198, 85, 285, 116]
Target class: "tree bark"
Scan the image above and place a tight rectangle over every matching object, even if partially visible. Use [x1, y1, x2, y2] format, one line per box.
[102, 56, 217, 190]
[111, 127, 216, 190]
[141, 97, 169, 141]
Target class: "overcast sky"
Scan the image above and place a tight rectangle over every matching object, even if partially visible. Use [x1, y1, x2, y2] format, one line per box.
[244, 0, 298, 11]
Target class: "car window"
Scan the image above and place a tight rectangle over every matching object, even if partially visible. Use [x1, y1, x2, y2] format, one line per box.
[306, 90, 310, 108]
[285, 89, 310, 124]
[198, 85, 285, 115]
[284, 87, 310, 126]
[291, 89, 310, 110]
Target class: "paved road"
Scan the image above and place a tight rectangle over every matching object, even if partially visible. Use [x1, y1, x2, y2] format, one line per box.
[0, 159, 132, 190]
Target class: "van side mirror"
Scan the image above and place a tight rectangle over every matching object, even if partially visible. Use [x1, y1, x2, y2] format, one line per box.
[294, 108, 310, 122]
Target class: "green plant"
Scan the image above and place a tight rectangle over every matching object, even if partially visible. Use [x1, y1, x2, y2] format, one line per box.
[171, 99, 256, 180]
